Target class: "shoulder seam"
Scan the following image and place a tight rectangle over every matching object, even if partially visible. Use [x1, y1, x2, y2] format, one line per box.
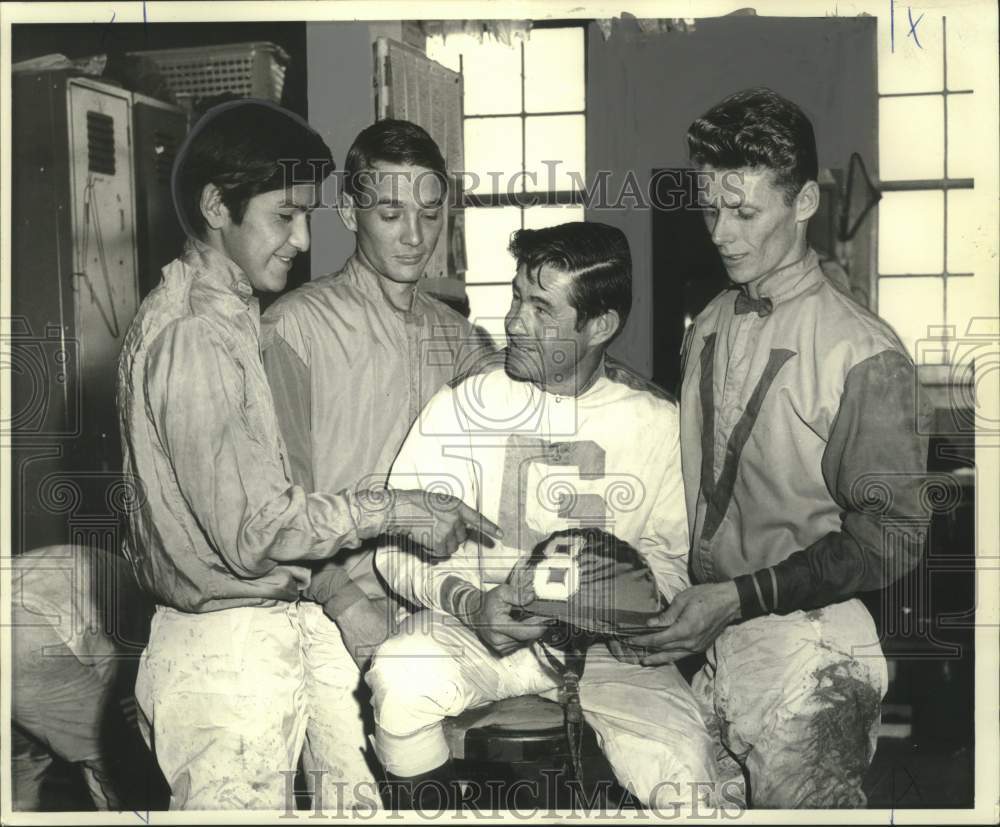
[604, 357, 677, 405]
[816, 280, 910, 358]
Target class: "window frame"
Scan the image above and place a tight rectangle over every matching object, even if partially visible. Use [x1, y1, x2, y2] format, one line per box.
[876, 15, 975, 365]
[440, 19, 588, 323]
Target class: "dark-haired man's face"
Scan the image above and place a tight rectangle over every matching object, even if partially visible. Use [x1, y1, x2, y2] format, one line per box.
[701, 166, 805, 285]
[218, 184, 315, 292]
[504, 263, 596, 394]
[341, 162, 444, 285]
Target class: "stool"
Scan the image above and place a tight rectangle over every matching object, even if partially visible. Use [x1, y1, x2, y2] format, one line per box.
[443, 695, 628, 810]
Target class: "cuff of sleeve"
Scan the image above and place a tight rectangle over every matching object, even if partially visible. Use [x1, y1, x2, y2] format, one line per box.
[350, 486, 393, 540]
[733, 570, 777, 621]
[321, 579, 368, 620]
[442, 575, 482, 626]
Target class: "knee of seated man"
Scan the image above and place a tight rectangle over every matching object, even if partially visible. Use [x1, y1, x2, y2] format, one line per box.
[603, 730, 718, 810]
[367, 632, 465, 737]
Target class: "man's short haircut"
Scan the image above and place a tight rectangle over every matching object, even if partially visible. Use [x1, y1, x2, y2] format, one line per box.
[343, 119, 447, 205]
[508, 222, 632, 335]
[173, 98, 333, 238]
[687, 87, 818, 204]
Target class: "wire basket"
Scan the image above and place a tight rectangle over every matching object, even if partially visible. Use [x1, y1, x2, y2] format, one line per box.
[127, 42, 289, 111]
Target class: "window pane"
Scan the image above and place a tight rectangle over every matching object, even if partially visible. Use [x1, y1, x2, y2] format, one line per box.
[944, 6, 981, 90]
[524, 28, 585, 113]
[428, 33, 522, 116]
[877, 12, 943, 94]
[878, 277, 944, 359]
[468, 284, 514, 345]
[878, 191, 944, 274]
[464, 117, 522, 196]
[464, 207, 521, 284]
[525, 115, 585, 193]
[946, 275, 983, 339]
[879, 97, 943, 180]
[946, 95, 976, 179]
[946, 190, 979, 274]
[523, 204, 586, 230]
[425, 33, 462, 73]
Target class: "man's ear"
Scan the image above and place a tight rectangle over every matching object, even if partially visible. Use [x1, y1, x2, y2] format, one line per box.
[586, 309, 621, 347]
[795, 180, 821, 224]
[200, 183, 230, 231]
[338, 194, 358, 233]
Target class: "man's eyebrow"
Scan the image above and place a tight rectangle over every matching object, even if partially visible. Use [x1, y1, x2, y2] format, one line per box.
[374, 196, 444, 208]
[719, 192, 747, 209]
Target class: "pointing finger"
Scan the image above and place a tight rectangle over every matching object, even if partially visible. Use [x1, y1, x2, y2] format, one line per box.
[640, 649, 692, 666]
[456, 501, 503, 540]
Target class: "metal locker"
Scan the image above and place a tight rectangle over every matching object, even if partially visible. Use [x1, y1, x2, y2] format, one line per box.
[67, 80, 140, 428]
[9, 73, 141, 552]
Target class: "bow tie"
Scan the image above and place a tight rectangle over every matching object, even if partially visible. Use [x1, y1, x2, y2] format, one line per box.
[734, 292, 773, 317]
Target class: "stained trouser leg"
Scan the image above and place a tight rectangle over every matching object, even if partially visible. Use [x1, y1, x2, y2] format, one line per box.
[709, 600, 888, 808]
[299, 602, 381, 815]
[366, 611, 560, 808]
[577, 642, 720, 811]
[135, 605, 309, 810]
[689, 652, 749, 809]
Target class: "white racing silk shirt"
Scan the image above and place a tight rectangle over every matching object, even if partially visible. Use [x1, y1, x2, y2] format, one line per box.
[376, 357, 691, 614]
[261, 254, 492, 615]
[117, 240, 388, 613]
[679, 249, 933, 619]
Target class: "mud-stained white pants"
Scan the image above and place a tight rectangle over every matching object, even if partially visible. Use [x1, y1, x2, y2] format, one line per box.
[135, 602, 380, 812]
[366, 611, 718, 808]
[691, 598, 889, 808]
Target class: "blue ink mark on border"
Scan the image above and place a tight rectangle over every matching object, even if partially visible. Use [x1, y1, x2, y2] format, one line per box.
[907, 8, 924, 48]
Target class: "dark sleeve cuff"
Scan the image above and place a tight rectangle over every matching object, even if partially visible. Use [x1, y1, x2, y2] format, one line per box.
[321, 579, 368, 620]
[733, 568, 780, 621]
[441, 575, 483, 626]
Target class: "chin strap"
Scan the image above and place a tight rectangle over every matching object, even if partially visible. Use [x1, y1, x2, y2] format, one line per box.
[533, 632, 590, 793]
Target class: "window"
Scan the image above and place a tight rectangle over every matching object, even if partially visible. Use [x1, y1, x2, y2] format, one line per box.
[875, 12, 983, 365]
[427, 24, 587, 342]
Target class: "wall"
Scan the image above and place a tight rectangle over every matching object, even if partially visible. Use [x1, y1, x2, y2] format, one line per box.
[11, 23, 309, 118]
[587, 15, 877, 377]
[306, 22, 418, 276]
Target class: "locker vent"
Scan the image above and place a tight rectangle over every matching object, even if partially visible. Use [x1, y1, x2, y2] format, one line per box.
[87, 112, 116, 175]
[153, 131, 177, 184]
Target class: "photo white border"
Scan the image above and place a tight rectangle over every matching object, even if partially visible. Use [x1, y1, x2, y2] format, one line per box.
[1, 1, 996, 825]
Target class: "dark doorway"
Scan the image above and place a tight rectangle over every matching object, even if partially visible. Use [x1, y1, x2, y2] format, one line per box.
[650, 168, 728, 394]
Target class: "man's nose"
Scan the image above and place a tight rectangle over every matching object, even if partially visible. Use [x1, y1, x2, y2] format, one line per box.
[290, 214, 311, 253]
[505, 307, 526, 337]
[402, 213, 423, 247]
[709, 209, 735, 247]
